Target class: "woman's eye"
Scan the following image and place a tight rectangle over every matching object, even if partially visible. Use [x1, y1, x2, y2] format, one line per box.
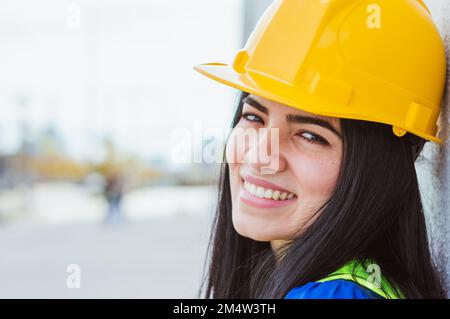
[297, 131, 328, 145]
[241, 113, 263, 124]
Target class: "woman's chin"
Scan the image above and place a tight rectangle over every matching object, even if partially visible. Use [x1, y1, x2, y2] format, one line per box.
[232, 212, 280, 242]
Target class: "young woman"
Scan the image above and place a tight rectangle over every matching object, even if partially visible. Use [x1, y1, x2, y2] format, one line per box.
[194, 0, 447, 299]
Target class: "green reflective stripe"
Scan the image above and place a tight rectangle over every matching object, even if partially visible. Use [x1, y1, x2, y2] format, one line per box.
[316, 260, 405, 299]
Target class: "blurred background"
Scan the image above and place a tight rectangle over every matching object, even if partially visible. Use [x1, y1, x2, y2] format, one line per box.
[0, 0, 449, 298]
[0, 0, 274, 298]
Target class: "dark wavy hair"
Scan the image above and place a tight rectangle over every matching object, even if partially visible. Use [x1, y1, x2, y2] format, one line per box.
[198, 91, 446, 299]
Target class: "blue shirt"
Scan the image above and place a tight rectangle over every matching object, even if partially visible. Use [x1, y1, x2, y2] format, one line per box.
[284, 279, 385, 299]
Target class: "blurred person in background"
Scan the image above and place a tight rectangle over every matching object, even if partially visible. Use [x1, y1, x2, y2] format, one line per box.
[103, 172, 124, 225]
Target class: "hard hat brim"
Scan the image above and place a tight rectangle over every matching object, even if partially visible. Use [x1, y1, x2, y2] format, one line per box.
[194, 62, 443, 144]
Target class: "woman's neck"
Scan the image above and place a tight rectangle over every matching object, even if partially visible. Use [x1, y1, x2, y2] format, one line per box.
[271, 240, 293, 261]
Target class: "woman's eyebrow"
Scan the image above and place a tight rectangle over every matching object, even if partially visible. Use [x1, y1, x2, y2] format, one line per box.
[242, 96, 269, 114]
[286, 114, 342, 139]
[243, 96, 341, 139]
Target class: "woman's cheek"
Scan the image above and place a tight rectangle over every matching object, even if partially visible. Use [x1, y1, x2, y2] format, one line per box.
[293, 156, 340, 196]
[225, 128, 247, 165]
[225, 130, 238, 165]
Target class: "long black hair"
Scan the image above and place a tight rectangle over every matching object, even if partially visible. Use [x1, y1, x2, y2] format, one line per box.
[199, 91, 446, 299]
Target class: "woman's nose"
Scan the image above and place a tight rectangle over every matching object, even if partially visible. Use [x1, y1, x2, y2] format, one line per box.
[243, 126, 287, 175]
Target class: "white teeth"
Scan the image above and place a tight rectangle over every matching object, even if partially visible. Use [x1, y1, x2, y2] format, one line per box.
[264, 189, 273, 199]
[256, 186, 265, 197]
[273, 190, 280, 200]
[243, 180, 296, 201]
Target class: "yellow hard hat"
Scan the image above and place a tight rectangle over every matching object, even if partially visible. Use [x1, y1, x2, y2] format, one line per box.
[194, 0, 446, 143]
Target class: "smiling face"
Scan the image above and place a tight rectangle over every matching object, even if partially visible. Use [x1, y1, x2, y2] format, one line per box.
[225, 94, 343, 242]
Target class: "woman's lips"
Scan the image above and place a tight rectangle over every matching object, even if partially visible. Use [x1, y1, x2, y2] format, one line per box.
[241, 174, 295, 195]
[239, 186, 297, 208]
[239, 175, 297, 209]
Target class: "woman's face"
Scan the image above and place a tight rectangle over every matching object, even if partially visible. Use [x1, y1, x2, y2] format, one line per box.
[226, 94, 343, 242]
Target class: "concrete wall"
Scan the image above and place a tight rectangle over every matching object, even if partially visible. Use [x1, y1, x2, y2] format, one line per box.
[421, 0, 450, 296]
